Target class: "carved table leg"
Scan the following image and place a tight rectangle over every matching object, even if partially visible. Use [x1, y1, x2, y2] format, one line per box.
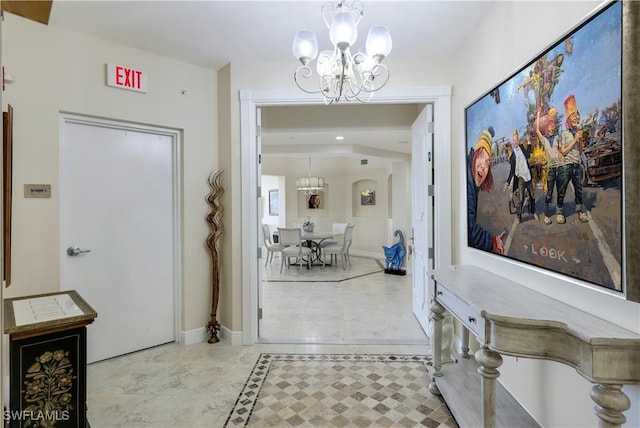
[428, 298, 445, 395]
[475, 346, 503, 428]
[590, 383, 630, 428]
[461, 326, 470, 359]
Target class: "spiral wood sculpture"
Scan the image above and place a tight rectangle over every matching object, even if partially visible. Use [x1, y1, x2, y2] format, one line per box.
[205, 170, 224, 343]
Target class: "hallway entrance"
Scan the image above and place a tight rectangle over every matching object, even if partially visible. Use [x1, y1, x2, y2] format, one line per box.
[241, 87, 453, 345]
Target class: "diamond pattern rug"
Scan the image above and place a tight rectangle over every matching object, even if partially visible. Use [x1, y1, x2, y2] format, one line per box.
[225, 354, 458, 427]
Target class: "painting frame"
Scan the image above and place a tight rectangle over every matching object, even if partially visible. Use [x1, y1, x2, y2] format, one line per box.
[465, 1, 639, 301]
[3, 104, 13, 287]
[360, 189, 376, 206]
[297, 188, 328, 217]
[268, 189, 278, 216]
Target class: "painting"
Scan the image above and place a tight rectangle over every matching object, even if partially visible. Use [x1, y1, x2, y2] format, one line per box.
[268, 190, 279, 216]
[307, 193, 324, 210]
[361, 189, 375, 206]
[465, 1, 626, 296]
[298, 189, 328, 216]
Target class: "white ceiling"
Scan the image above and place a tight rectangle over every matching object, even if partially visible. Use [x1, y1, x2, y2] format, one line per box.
[46, 1, 493, 157]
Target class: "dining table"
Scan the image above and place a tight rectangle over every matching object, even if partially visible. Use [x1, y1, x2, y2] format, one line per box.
[300, 231, 339, 266]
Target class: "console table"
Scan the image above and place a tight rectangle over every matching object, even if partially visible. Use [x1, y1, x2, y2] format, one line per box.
[429, 265, 640, 428]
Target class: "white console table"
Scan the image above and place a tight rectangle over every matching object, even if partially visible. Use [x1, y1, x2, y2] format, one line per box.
[429, 265, 640, 428]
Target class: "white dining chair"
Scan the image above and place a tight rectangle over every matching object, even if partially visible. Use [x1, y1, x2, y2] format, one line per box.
[319, 222, 349, 251]
[262, 224, 286, 267]
[322, 224, 355, 269]
[278, 227, 312, 272]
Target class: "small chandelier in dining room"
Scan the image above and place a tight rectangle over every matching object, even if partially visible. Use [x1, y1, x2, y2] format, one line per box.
[296, 157, 326, 195]
[292, 1, 392, 104]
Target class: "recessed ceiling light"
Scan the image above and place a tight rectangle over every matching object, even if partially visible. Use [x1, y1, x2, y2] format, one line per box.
[335, 136, 344, 140]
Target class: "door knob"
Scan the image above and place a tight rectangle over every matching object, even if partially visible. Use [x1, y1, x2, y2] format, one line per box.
[67, 246, 91, 256]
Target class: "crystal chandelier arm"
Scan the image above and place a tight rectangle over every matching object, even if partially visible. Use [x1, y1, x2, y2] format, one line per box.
[351, 1, 364, 26]
[341, 48, 365, 101]
[294, 65, 325, 95]
[321, 1, 335, 29]
[360, 63, 390, 93]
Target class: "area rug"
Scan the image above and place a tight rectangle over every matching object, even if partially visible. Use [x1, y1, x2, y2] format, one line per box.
[224, 353, 457, 427]
[262, 257, 384, 283]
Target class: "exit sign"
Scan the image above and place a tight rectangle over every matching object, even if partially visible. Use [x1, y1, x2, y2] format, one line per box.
[106, 63, 148, 93]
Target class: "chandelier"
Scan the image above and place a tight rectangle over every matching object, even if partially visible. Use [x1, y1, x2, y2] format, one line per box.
[296, 157, 326, 195]
[292, 1, 392, 104]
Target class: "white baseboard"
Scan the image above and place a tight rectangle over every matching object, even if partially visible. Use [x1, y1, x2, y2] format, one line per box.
[220, 325, 243, 346]
[349, 249, 384, 259]
[180, 324, 243, 346]
[348, 249, 414, 274]
[180, 327, 209, 346]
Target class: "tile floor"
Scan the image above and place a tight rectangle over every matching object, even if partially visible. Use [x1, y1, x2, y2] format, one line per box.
[260, 256, 428, 343]
[87, 256, 430, 427]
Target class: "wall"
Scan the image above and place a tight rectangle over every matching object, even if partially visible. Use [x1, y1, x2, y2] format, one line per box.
[450, 2, 640, 427]
[1, 14, 218, 335]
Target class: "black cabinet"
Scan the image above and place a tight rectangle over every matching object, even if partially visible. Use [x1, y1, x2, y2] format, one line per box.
[4, 291, 97, 428]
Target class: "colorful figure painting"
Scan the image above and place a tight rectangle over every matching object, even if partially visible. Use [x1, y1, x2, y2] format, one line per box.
[465, 1, 622, 292]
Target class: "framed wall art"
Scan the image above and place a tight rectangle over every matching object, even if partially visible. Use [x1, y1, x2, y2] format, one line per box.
[465, 1, 639, 300]
[307, 192, 324, 210]
[297, 189, 328, 217]
[361, 189, 375, 206]
[268, 189, 279, 216]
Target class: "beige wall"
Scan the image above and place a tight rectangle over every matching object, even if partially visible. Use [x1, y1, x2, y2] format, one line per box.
[1, 14, 218, 334]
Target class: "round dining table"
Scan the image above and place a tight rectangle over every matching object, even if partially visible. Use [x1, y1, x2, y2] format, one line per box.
[300, 231, 338, 265]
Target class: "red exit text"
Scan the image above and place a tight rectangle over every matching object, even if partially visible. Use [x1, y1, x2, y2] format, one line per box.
[106, 63, 148, 93]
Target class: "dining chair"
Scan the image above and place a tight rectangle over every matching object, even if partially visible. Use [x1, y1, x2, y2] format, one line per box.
[322, 224, 355, 269]
[278, 227, 312, 273]
[262, 224, 286, 267]
[318, 222, 349, 251]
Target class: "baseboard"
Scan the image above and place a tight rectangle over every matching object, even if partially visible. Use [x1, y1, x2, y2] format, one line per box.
[349, 249, 384, 259]
[180, 327, 209, 346]
[180, 325, 243, 346]
[220, 325, 243, 346]
[349, 250, 413, 274]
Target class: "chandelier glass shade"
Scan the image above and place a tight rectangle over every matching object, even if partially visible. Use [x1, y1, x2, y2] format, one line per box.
[292, 1, 392, 104]
[296, 176, 326, 195]
[296, 157, 325, 195]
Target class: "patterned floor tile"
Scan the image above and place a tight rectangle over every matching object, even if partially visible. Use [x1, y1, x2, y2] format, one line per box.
[225, 354, 457, 427]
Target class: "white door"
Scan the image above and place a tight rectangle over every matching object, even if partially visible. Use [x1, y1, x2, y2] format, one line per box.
[60, 116, 178, 363]
[411, 105, 434, 332]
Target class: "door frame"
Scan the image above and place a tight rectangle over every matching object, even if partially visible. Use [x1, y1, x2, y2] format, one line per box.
[240, 87, 453, 345]
[59, 113, 183, 344]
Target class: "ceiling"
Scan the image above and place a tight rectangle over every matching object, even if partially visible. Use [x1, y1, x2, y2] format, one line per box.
[43, 1, 493, 157]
